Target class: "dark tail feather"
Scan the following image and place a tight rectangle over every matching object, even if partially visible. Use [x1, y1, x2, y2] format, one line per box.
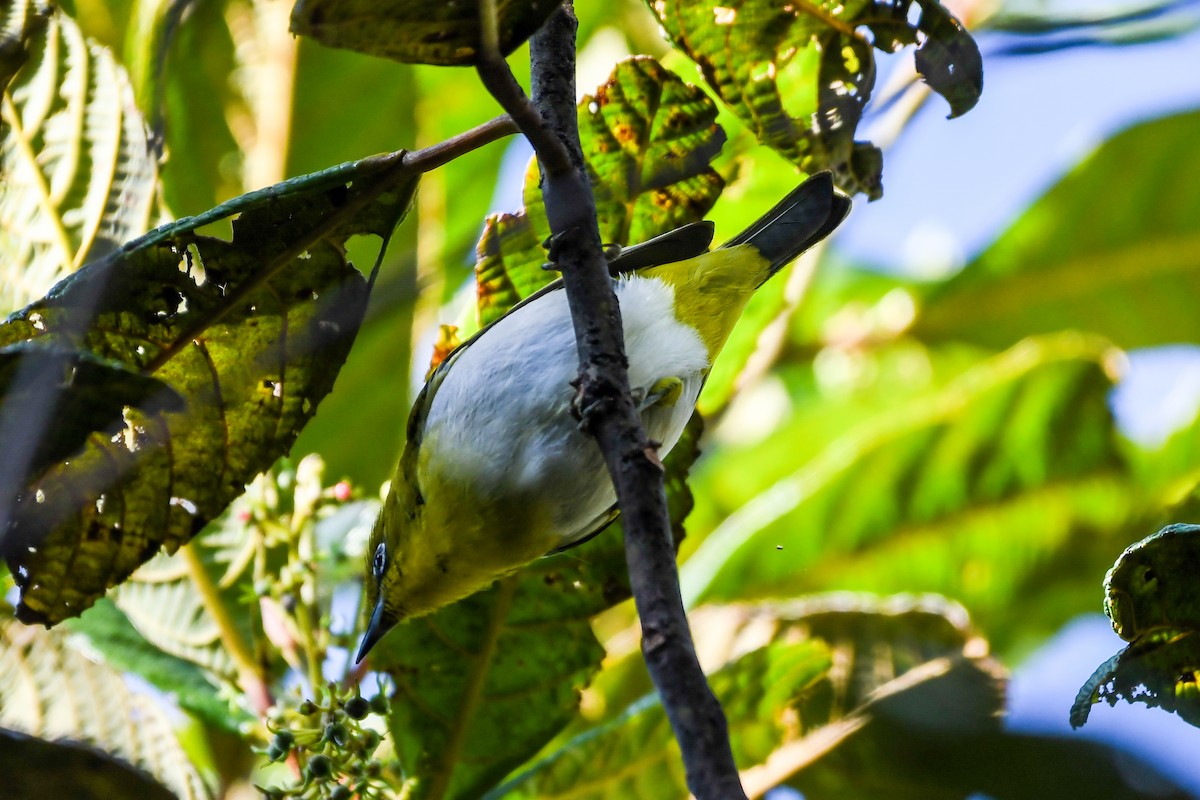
[723, 172, 851, 283]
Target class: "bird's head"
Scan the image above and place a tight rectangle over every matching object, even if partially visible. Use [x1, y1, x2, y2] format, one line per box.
[356, 519, 406, 664]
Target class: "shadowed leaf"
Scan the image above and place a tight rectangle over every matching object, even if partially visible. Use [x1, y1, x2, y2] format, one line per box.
[0, 6, 158, 312]
[1, 153, 418, 626]
[475, 56, 725, 326]
[290, 0, 560, 66]
[0, 728, 178, 800]
[648, 0, 982, 198]
[374, 414, 703, 800]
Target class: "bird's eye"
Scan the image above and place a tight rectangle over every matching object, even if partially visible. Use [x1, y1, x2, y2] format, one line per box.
[372, 543, 387, 579]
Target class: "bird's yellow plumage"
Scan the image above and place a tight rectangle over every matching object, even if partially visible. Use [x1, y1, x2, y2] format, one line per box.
[356, 174, 850, 662]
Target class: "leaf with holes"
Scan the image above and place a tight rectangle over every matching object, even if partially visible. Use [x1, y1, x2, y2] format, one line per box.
[374, 413, 702, 800]
[648, 0, 982, 198]
[0, 6, 158, 313]
[1, 152, 418, 626]
[289, 0, 559, 66]
[0, 619, 211, 800]
[474, 56, 725, 327]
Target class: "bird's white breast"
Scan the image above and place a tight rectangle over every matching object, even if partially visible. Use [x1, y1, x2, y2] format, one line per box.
[420, 275, 709, 545]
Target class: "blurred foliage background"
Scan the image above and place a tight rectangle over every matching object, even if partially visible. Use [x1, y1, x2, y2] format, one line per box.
[4, 0, 1200, 797]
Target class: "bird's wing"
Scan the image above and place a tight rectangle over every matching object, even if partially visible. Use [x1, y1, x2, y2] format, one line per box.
[546, 504, 621, 554]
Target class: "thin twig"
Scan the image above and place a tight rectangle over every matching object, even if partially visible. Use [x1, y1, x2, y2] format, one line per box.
[475, 1, 750, 797]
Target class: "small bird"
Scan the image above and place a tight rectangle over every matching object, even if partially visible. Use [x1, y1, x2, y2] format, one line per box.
[356, 173, 850, 662]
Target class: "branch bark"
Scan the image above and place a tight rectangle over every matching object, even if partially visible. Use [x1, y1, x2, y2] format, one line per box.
[475, 4, 749, 798]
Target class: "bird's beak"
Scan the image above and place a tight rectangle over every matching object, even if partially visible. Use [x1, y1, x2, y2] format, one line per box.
[355, 596, 395, 664]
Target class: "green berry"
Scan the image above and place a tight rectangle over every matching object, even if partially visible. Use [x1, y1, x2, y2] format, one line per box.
[368, 694, 389, 715]
[298, 700, 318, 717]
[306, 753, 332, 780]
[324, 722, 349, 747]
[329, 786, 351, 800]
[344, 696, 370, 720]
[265, 743, 287, 763]
[364, 760, 382, 778]
[359, 729, 381, 752]
[272, 730, 295, 750]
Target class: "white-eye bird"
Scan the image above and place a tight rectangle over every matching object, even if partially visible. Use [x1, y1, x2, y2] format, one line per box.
[356, 173, 850, 661]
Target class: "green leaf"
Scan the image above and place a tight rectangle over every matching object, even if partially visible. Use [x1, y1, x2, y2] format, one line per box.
[914, 110, 1200, 350]
[474, 56, 725, 327]
[375, 414, 703, 800]
[0, 728, 178, 800]
[0, 2, 50, 94]
[0, 619, 211, 800]
[1073, 630, 1200, 730]
[495, 640, 833, 800]
[0, 6, 158, 312]
[1, 153, 418, 626]
[0, 342, 183, 486]
[648, 0, 981, 198]
[682, 334, 1133, 639]
[289, 0, 559, 66]
[64, 598, 247, 733]
[497, 594, 996, 799]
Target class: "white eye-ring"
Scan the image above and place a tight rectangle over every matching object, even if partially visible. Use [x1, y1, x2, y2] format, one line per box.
[372, 543, 386, 579]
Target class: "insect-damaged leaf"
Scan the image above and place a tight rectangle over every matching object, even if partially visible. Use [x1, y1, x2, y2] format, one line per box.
[289, 0, 560, 66]
[648, 0, 982, 198]
[1, 152, 418, 626]
[475, 56, 725, 327]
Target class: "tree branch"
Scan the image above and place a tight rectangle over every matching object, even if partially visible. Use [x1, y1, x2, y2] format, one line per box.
[475, 4, 749, 797]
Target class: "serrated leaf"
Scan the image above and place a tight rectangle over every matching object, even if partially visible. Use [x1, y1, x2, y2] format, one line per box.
[648, 0, 982, 197]
[475, 56, 725, 326]
[0, 6, 158, 312]
[0, 619, 211, 800]
[1, 153, 418, 626]
[0, 2, 50, 94]
[915, 110, 1200, 350]
[66, 597, 248, 732]
[376, 413, 703, 800]
[289, 0, 560, 66]
[682, 334, 1131, 637]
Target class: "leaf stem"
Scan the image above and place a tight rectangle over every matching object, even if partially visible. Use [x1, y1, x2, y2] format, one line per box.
[179, 543, 272, 714]
[1, 93, 77, 270]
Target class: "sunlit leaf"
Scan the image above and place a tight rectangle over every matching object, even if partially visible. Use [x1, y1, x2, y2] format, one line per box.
[648, 0, 982, 198]
[375, 414, 702, 800]
[0, 6, 158, 312]
[475, 56, 725, 326]
[0, 619, 211, 800]
[682, 334, 1133, 643]
[290, 0, 560, 66]
[1, 153, 418, 626]
[914, 110, 1200, 350]
[64, 598, 246, 732]
[0, 1, 50, 93]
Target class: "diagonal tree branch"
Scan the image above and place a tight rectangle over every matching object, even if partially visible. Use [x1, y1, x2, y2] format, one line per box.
[475, 3, 749, 798]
